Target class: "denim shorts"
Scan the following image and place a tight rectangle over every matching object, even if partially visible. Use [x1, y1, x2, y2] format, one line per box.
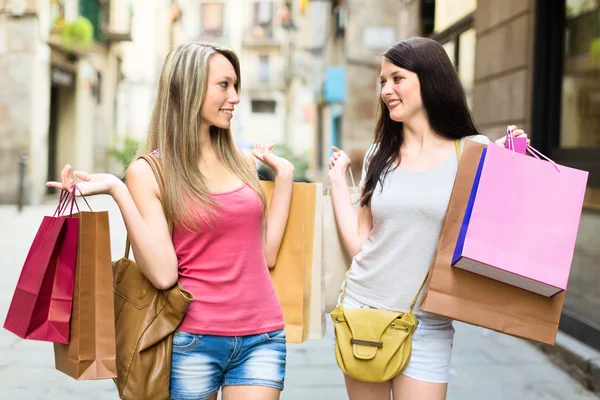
[169, 329, 287, 400]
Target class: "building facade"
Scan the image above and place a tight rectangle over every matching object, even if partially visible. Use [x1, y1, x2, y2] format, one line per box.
[173, 0, 314, 159]
[313, 0, 408, 180]
[0, 0, 131, 204]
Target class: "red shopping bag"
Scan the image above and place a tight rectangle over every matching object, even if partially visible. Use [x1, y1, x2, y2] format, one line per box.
[3, 189, 79, 343]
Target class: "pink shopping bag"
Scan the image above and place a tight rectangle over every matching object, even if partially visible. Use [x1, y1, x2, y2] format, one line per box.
[3, 189, 79, 343]
[452, 144, 588, 297]
[505, 134, 527, 154]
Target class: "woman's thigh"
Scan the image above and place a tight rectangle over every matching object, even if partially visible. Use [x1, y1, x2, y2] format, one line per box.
[222, 385, 281, 400]
[392, 373, 447, 400]
[344, 374, 392, 400]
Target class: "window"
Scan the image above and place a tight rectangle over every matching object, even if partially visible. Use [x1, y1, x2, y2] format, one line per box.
[255, 0, 273, 26]
[561, 2, 600, 148]
[79, 0, 108, 41]
[251, 0, 273, 37]
[421, 0, 435, 36]
[201, 2, 224, 37]
[251, 99, 276, 113]
[259, 55, 269, 83]
[533, 0, 600, 190]
[432, 12, 476, 109]
[532, 0, 600, 353]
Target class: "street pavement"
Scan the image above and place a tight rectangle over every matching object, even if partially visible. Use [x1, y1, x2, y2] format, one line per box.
[0, 196, 598, 400]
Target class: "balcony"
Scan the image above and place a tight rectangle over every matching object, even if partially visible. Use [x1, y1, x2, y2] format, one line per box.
[104, 0, 133, 42]
[242, 25, 284, 48]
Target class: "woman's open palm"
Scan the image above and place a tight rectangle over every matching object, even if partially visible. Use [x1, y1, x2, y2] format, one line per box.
[46, 164, 122, 196]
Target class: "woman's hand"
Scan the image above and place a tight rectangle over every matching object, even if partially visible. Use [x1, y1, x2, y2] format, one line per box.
[495, 125, 530, 147]
[328, 146, 351, 181]
[252, 143, 294, 179]
[46, 164, 124, 196]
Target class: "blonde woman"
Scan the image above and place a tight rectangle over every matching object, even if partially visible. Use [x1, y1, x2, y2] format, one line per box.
[47, 42, 293, 400]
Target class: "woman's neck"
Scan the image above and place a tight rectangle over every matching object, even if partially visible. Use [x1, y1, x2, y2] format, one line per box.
[197, 124, 217, 169]
[401, 114, 444, 152]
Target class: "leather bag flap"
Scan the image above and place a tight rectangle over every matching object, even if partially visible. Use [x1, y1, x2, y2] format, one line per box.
[112, 257, 154, 310]
[342, 307, 402, 360]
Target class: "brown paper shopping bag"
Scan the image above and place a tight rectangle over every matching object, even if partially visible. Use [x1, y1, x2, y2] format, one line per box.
[420, 141, 565, 345]
[261, 182, 322, 343]
[307, 183, 324, 340]
[54, 211, 117, 379]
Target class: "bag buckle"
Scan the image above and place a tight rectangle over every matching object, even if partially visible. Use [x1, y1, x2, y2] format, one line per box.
[350, 338, 383, 348]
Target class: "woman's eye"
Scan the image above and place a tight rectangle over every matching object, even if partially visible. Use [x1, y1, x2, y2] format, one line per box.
[393, 77, 402, 83]
[380, 81, 386, 87]
[219, 82, 228, 88]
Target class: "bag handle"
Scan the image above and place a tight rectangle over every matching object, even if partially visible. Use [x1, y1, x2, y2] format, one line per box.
[504, 126, 560, 172]
[339, 140, 461, 312]
[124, 153, 170, 259]
[325, 166, 356, 196]
[54, 184, 92, 217]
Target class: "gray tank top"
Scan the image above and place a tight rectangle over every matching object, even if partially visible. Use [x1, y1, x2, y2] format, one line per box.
[344, 135, 490, 315]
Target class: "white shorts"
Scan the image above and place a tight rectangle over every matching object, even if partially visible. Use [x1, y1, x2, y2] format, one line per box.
[339, 292, 455, 384]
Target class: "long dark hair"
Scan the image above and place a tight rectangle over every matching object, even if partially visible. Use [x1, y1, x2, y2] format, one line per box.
[361, 37, 479, 207]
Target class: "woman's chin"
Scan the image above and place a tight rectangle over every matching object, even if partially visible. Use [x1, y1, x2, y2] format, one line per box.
[211, 120, 232, 130]
[389, 111, 405, 123]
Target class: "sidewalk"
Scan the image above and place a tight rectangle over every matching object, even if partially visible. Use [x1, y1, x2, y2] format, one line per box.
[0, 197, 598, 399]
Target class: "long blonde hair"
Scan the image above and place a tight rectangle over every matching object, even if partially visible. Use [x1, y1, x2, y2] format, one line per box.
[143, 42, 267, 231]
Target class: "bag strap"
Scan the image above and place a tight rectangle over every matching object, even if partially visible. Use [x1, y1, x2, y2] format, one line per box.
[339, 139, 462, 311]
[124, 153, 170, 259]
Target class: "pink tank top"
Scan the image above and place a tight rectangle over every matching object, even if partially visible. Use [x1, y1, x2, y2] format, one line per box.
[174, 183, 284, 336]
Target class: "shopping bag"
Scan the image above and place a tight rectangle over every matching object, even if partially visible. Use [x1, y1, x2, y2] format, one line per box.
[261, 181, 322, 343]
[452, 144, 588, 297]
[505, 135, 527, 154]
[323, 182, 361, 313]
[420, 141, 568, 345]
[3, 190, 78, 343]
[307, 183, 324, 340]
[54, 210, 117, 379]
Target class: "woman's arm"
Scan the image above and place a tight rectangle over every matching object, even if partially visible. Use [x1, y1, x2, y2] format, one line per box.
[121, 159, 179, 289]
[329, 172, 373, 258]
[47, 162, 179, 289]
[241, 146, 294, 268]
[328, 147, 373, 257]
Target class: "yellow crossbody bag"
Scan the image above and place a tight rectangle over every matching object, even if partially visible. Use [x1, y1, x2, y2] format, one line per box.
[331, 139, 461, 383]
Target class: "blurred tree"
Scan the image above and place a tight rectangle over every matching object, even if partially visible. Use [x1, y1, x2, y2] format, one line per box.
[108, 137, 140, 177]
[591, 37, 600, 62]
[273, 144, 310, 182]
[255, 144, 311, 182]
[62, 16, 94, 50]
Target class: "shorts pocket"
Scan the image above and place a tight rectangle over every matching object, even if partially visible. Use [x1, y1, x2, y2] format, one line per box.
[263, 329, 287, 344]
[172, 330, 200, 351]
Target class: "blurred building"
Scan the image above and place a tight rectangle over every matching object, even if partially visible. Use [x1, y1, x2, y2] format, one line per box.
[0, 0, 132, 204]
[173, 0, 315, 158]
[114, 0, 175, 151]
[311, 0, 409, 180]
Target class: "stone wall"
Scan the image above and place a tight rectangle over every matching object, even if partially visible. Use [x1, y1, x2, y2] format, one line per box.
[472, 0, 536, 140]
[0, 15, 48, 204]
[341, 0, 403, 168]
